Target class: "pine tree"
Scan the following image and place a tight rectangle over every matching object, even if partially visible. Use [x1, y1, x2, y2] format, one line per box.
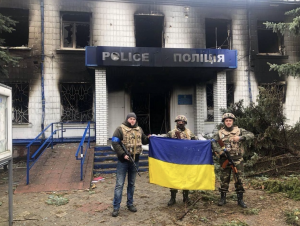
[0, 13, 19, 77]
[264, 7, 300, 78]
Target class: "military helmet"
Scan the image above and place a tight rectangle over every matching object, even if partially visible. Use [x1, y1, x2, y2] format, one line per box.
[222, 113, 236, 122]
[175, 115, 187, 124]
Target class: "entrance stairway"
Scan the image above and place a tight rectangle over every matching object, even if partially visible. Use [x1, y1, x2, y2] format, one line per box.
[93, 146, 149, 175]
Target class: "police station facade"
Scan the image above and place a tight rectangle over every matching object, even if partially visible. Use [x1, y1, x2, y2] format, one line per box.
[1, 0, 300, 146]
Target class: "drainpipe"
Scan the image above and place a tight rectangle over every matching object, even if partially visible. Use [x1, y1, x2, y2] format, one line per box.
[247, 0, 253, 103]
[41, 0, 45, 135]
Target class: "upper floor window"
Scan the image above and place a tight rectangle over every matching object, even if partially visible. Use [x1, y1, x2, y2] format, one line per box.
[0, 8, 29, 47]
[134, 14, 164, 47]
[61, 12, 91, 49]
[206, 19, 231, 49]
[257, 21, 284, 54]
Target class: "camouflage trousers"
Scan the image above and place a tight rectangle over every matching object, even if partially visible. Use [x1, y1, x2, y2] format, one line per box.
[219, 156, 245, 193]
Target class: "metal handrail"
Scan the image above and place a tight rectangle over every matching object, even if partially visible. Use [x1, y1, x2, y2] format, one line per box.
[26, 121, 95, 184]
[75, 121, 91, 180]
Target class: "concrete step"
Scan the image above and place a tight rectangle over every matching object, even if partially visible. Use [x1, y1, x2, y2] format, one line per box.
[94, 160, 149, 169]
[94, 154, 148, 162]
[93, 146, 149, 175]
[93, 166, 149, 175]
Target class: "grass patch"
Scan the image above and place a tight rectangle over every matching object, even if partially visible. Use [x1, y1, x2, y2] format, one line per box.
[243, 208, 260, 215]
[45, 194, 69, 206]
[195, 190, 219, 202]
[250, 176, 300, 201]
[285, 209, 300, 226]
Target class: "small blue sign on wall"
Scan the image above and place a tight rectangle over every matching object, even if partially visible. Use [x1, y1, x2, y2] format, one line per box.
[178, 95, 192, 105]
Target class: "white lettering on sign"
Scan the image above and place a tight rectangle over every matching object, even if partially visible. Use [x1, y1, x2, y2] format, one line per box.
[173, 53, 226, 64]
[102, 52, 149, 62]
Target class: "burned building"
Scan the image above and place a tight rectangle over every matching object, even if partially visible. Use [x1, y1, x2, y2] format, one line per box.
[1, 0, 300, 147]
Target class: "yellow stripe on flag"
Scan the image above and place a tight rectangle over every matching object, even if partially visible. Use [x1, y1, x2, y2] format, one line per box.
[149, 157, 215, 190]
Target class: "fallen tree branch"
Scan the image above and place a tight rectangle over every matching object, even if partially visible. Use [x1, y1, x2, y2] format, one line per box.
[177, 197, 201, 221]
[248, 161, 300, 176]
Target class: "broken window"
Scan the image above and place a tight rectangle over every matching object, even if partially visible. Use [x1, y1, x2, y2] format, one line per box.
[206, 19, 231, 49]
[6, 83, 29, 123]
[61, 12, 91, 49]
[0, 8, 29, 47]
[257, 21, 284, 54]
[227, 84, 234, 107]
[134, 14, 164, 47]
[60, 83, 93, 122]
[206, 84, 214, 122]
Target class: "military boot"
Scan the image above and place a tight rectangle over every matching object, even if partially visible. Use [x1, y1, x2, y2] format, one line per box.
[168, 190, 177, 206]
[237, 193, 247, 208]
[218, 192, 226, 206]
[183, 190, 191, 204]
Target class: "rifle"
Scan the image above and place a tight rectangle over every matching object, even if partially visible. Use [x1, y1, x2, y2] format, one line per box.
[217, 139, 242, 185]
[119, 142, 141, 177]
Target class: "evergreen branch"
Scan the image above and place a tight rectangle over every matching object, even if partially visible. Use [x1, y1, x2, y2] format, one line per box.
[285, 7, 300, 16]
[268, 62, 300, 78]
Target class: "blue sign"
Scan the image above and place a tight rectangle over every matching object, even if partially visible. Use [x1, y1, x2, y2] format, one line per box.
[85, 46, 237, 68]
[178, 95, 192, 105]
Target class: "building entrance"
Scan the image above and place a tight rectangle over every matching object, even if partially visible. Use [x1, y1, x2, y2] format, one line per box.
[131, 89, 170, 135]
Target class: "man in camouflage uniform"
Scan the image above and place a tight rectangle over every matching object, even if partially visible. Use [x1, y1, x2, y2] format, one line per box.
[111, 112, 150, 217]
[166, 115, 197, 206]
[212, 113, 254, 208]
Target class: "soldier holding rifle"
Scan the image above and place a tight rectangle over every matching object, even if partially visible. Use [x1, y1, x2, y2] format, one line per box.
[212, 113, 254, 208]
[111, 112, 150, 217]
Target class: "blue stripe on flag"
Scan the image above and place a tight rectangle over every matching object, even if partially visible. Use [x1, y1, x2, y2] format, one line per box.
[149, 136, 213, 165]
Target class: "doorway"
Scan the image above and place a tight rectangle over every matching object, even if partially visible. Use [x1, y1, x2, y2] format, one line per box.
[131, 90, 170, 135]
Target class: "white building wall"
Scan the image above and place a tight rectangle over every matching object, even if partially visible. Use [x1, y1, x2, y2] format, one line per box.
[194, 84, 206, 135]
[231, 8, 254, 107]
[95, 69, 108, 145]
[214, 72, 227, 123]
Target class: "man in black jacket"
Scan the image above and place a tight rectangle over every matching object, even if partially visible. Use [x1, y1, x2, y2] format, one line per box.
[111, 112, 150, 217]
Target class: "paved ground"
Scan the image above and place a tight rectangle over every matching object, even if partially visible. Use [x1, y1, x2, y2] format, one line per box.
[14, 143, 94, 194]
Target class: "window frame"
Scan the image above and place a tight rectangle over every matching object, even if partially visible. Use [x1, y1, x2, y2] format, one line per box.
[257, 20, 284, 55]
[0, 8, 29, 48]
[60, 12, 92, 50]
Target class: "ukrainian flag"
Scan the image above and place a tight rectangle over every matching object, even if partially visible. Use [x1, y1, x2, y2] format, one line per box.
[149, 136, 215, 190]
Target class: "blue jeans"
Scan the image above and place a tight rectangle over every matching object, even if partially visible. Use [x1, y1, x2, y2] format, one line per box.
[113, 159, 139, 210]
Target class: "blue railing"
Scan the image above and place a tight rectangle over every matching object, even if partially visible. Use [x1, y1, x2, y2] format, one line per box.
[26, 122, 95, 184]
[75, 121, 92, 180]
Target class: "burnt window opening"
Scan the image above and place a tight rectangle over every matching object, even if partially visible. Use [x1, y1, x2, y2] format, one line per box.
[206, 19, 231, 49]
[60, 83, 93, 122]
[259, 82, 286, 104]
[6, 83, 29, 124]
[206, 84, 214, 122]
[134, 14, 164, 47]
[0, 8, 29, 47]
[61, 12, 91, 49]
[257, 21, 284, 54]
[227, 84, 234, 107]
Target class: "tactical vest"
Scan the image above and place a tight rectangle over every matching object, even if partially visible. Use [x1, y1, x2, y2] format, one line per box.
[170, 128, 193, 140]
[219, 126, 241, 156]
[120, 124, 143, 155]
